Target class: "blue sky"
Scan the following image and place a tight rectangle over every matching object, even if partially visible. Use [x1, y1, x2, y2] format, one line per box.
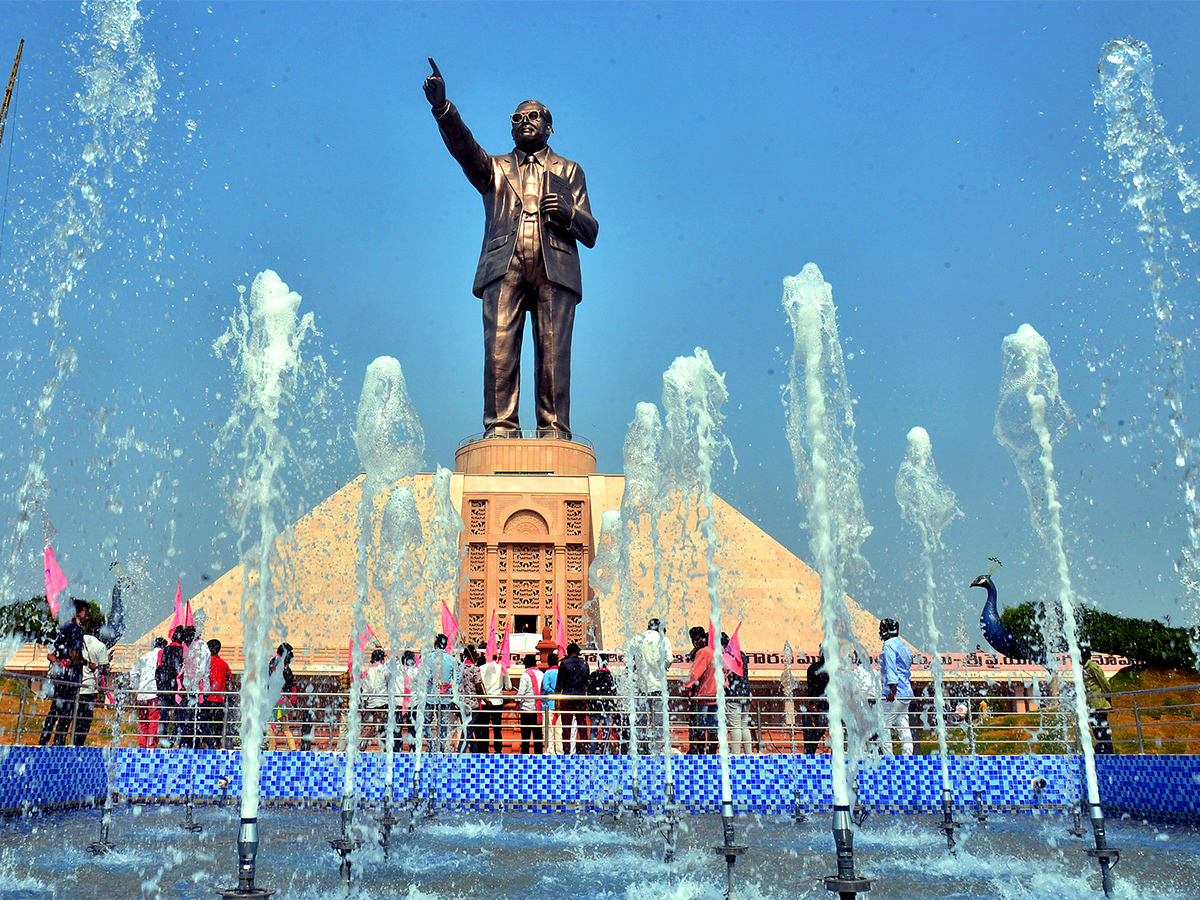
[2, 2, 1199, 648]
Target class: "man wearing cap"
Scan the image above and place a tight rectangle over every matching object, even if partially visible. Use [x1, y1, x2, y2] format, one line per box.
[423, 58, 599, 439]
[879, 618, 914, 756]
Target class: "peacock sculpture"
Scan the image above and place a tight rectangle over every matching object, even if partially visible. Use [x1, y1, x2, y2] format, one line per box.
[971, 558, 1046, 664]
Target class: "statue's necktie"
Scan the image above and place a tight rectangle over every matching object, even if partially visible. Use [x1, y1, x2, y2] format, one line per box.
[522, 155, 541, 214]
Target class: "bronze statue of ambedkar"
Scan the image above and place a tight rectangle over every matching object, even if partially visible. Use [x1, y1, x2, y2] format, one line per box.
[424, 58, 598, 440]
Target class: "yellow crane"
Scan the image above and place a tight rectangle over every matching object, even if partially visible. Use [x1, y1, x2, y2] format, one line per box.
[0, 39, 23, 152]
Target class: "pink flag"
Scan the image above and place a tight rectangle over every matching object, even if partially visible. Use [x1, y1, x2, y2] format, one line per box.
[169, 581, 191, 631]
[348, 622, 379, 676]
[725, 622, 745, 677]
[708, 619, 716, 651]
[43, 545, 68, 617]
[499, 619, 511, 674]
[485, 611, 497, 663]
[555, 595, 566, 655]
[440, 599, 460, 648]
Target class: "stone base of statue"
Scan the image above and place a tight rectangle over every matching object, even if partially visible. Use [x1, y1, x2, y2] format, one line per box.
[453, 433, 601, 648]
[455, 432, 596, 477]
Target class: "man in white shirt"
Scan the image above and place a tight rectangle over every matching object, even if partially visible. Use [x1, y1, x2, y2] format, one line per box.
[180, 627, 211, 749]
[879, 618, 914, 756]
[360, 648, 389, 751]
[848, 650, 881, 755]
[130, 637, 167, 748]
[74, 622, 110, 746]
[515, 654, 543, 754]
[630, 618, 672, 754]
[478, 653, 506, 753]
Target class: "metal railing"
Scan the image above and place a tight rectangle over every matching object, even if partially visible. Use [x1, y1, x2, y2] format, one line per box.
[0, 671, 1195, 755]
[457, 430, 593, 449]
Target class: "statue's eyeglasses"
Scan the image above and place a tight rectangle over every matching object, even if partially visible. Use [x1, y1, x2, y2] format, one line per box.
[511, 110, 542, 124]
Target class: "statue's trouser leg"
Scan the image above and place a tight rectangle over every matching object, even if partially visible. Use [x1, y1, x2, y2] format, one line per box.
[482, 268, 531, 434]
[531, 279, 577, 438]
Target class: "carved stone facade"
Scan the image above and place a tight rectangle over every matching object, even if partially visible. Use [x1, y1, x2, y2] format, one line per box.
[458, 490, 594, 647]
[455, 437, 600, 649]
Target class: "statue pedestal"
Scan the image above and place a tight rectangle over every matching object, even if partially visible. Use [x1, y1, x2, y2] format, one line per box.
[455, 434, 596, 476]
[454, 435, 607, 654]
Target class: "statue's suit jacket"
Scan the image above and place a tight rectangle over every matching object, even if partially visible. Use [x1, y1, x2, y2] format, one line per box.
[434, 101, 598, 300]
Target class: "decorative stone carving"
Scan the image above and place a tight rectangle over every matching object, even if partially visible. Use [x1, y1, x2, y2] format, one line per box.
[468, 580, 485, 608]
[469, 543, 485, 574]
[565, 544, 584, 573]
[469, 499, 487, 535]
[513, 544, 541, 573]
[468, 614, 484, 641]
[504, 509, 550, 536]
[566, 580, 583, 608]
[511, 580, 542, 609]
[564, 500, 583, 536]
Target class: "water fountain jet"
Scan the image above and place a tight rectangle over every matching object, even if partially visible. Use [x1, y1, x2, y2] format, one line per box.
[212, 268, 327, 899]
[85, 784, 118, 855]
[995, 322, 1119, 897]
[895, 425, 962, 854]
[783, 264, 873, 899]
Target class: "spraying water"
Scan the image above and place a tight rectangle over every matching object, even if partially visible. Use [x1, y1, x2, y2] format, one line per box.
[994, 323, 1117, 896]
[591, 360, 735, 862]
[1, 0, 159, 609]
[658, 349, 740, 892]
[213, 269, 329, 893]
[408, 467, 465, 803]
[623, 404, 671, 813]
[895, 426, 962, 847]
[782, 263, 873, 896]
[342, 356, 425, 852]
[1096, 36, 1200, 641]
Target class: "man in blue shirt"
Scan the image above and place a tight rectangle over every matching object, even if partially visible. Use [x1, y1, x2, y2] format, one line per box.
[879, 618, 914, 756]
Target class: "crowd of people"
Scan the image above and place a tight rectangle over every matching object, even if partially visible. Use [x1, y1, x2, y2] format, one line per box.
[127, 625, 234, 749]
[33, 609, 1117, 756]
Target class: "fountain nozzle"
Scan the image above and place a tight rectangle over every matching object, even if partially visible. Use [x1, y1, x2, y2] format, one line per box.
[824, 805, 871, 900]
[86, 789, 118, 855]
[973, 788, 988, 823]
[711, 802, 748, 899]
[219, 817, 273, 898]
[376, 796, 400, 857]
[1085, 802, 1120, 898]
[936, 787, 959, 853]
[328, 795, 364, 893]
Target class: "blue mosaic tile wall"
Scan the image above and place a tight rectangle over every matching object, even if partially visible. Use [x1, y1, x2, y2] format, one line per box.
[1095, 754, 1200, 823]
[1, 748, 1194, 823]
[0, 746, 107, 814]
[112, 750, 1084, 815]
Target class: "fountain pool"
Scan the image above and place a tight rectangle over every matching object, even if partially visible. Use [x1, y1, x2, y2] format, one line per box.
[1, 746, 1198, 898]
[2, 799, 1198, 900]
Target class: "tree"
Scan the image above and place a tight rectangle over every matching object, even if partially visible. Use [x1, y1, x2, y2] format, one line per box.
[0, 596, 104, 643]
[998, 600, 1197, 672]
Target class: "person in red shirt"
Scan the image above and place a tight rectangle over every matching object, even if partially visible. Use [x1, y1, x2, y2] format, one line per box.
[681, 626, 716, 754]
[203, 639, 233, 749]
